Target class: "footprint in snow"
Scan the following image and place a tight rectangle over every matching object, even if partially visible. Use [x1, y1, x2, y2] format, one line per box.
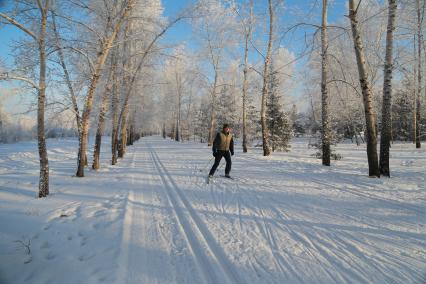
[44, 251, 56, 260]
[40, 241, 50, 249]
[78, 252, 96, 261]
[80, 237, 88, 246]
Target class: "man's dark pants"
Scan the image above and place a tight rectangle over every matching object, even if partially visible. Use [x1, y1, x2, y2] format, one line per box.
[209, 150, 231, 176]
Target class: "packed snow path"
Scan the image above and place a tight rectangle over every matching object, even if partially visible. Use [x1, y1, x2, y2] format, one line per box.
[0, 136, 425, 283]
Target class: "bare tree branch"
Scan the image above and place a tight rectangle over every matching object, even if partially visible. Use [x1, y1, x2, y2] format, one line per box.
[0, 73, 39, 90]
[0, 13, 37, 40]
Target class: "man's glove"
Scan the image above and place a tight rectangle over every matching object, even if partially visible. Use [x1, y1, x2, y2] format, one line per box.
[213, 150, 217, 157]
[231, 151, 234, 156]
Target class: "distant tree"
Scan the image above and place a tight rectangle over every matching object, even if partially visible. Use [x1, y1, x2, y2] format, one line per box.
[289, 105, 306, 136]
[162, 123, 166, 139]
[216, 85, 238, 131]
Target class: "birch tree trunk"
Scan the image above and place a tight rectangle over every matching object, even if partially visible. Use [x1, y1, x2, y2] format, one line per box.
[118, 104, 129, 158]
[207, 95, 216, 146]
[111, 48, 119, 165]
[175, 72, 182, 142]
[37, 0, 50, 197]
[260, 0, 274, 156]
[76, 0, 134, 177]
[379, 0, 397, 177]
[118, 21, 132, 158]
[242, 39, 249, 152]
[92, 72, 113, 170]
[321, 0, 331, 166]
[162, 123, 166, 139]
[205, 26, 220, 147]
[241, 0, 253, 153]
[0, 0, 51, 197]
[127, 110, 136, 145]
[208, 71, 218, 146]
[415, 0, 423, 148]
[413, 35, 417, 145]
[348, 0, 380, 177]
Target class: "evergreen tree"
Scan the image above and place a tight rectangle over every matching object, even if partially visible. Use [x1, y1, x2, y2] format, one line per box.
[392, 87, 413, 141]
[216, 85, 238, 133]
[266, 65, 292, 152]
[194, 102, 210, 143]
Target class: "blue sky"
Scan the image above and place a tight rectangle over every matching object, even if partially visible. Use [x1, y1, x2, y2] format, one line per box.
[0, 0, 347, 70]
[0, 0, 350, 115]
[0, 0, 350, 68]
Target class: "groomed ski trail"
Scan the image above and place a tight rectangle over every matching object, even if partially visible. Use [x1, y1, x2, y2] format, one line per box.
[148, 143, 242, 284]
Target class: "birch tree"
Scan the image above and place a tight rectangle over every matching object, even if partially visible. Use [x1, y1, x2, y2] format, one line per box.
[260, 0, 274, 156]
[379, 0, 397, 177]
[233, 0, 254, 152]
[321, 0, 331, 166]
[348, 0, 380, 177]
[0, 0, 51, 197]
[415, 0, 424, 148]
[111, 47, 120, 165]
[92, 70, 113, 170]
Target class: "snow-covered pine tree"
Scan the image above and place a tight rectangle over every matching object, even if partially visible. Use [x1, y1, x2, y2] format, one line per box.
[266, 64, 292, 152]
[216, 84, 238, 133]
[392, 85, 413, 141]
[194, 102, 211, 143]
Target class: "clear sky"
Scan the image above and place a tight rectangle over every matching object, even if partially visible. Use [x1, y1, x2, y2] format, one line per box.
[0, 0, 351, 116]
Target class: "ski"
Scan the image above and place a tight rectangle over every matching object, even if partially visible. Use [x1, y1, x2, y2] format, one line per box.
[206, 175, 235, 184]
[219, 175, 234, 180]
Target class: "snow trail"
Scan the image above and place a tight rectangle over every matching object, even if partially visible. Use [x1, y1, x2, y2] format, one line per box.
[115, 148, 135, 284]
[149, 143, 242, 284]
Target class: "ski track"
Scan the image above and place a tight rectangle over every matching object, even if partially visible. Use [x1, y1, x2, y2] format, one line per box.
[116, 143, 201, 284]
[148, 142, 242, 284]
[115, 146, 137, 284]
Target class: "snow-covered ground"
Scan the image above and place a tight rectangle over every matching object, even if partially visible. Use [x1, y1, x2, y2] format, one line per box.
[0, 136, 425, 284]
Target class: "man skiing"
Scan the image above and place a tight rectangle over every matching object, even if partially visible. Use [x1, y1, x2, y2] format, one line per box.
[208, 123, 234, 179]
